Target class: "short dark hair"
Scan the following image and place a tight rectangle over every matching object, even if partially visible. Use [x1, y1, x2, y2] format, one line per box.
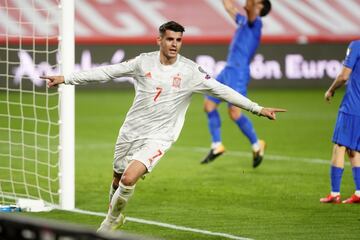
[260, 0, 271, 17]
[159, 21, 185, 36]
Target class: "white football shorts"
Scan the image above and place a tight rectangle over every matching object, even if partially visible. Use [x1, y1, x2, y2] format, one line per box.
[113, 138, 172, 174]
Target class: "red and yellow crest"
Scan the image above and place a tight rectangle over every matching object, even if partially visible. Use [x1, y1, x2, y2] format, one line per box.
[172, 73, 182, 88]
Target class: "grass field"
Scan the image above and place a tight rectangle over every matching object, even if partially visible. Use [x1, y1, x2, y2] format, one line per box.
[5, 88, 360, 239]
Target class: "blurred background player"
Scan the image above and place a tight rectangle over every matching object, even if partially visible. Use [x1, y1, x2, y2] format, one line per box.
[41, 21, 285, 231]
[201, 0, 271, 167]
[320, 40, 360, 204]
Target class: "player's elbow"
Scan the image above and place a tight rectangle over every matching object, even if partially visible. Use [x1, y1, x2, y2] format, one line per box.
[336, 67, 352, 83]
[337, 73, 349, 83]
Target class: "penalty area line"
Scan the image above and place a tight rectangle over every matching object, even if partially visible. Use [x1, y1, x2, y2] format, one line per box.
[65, 208, 252, 240]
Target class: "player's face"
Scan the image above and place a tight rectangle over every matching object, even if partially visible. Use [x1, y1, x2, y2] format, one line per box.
[158, 30, 183, 62]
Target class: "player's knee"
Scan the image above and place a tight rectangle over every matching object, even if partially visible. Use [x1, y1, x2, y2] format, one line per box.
[204, 104, 212, 113]
[348, 150, 360, 166]
[120, 173, 137, 186]
[204, 100, 216, 113]
[229, 108, 241, 121]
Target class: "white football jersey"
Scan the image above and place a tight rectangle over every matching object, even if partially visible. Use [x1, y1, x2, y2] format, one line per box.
[65, 51, 262, 142]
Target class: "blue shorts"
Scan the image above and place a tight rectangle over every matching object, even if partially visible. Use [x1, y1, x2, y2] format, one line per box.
[206, 66, 249, 105]
[332, 111, 360, 151]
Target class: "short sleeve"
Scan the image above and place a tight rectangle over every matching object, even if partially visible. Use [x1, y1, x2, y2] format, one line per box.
[343, 41, 359, 70]
[250, 16, 262, 29]
[235, 13, 247, 26]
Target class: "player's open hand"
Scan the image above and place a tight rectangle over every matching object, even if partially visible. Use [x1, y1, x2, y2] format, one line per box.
[260, 107, 287, 120]
[40, 75, 65, 88]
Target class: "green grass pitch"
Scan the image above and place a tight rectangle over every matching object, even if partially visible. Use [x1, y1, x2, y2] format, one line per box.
[13, 88, 360, 239]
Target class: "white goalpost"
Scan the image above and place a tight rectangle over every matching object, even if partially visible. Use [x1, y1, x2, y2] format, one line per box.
[0, 0, 74, 211]
[59, 0, 75, 210]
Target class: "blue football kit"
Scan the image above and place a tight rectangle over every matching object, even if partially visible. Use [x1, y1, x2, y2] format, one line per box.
[338, 40, 360, 117]
[332, 40, 360, 151]
[208, 13, 262, 101]
[329, 40, 360, 197]
[205, 13, 263, 146]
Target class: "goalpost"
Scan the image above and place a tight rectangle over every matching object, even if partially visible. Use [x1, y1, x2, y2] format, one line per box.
[59, 0, 75, 210]
[0, 0, 74, 210]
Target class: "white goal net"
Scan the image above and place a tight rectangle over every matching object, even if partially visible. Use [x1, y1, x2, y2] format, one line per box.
[0, 0, 73, 209]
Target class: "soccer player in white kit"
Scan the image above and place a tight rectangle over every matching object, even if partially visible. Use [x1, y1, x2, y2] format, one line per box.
[42, 21, 285, 232]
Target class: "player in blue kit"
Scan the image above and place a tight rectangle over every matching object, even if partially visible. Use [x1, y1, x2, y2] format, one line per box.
[320, 40, 360, 204]
[201, 0, 271, 167]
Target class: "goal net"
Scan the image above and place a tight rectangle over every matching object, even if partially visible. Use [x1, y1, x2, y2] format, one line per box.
[0, 0, 74, 210]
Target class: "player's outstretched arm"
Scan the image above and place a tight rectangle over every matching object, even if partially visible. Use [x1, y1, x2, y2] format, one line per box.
[40, 75, 65, 88]
[198, 75, 286, 119]
[223, 0, 240, 21]
[259, 107, 287, 120]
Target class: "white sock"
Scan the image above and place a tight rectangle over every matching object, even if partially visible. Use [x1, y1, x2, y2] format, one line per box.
[355, 190, 360, 197]
[252, 141, 260, 152]
[109, 184, 117, 203]
[331, 191, 340, 196]
[108, 183, 135, 219]
[211, 142, 222, 149]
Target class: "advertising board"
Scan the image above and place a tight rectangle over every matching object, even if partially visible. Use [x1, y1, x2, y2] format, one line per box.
[1, 43, 348, 90]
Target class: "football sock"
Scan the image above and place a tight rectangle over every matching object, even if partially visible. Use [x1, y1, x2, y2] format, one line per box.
[235, 115, 257, 145]
[207, 109, 221, 143]
[252, 142, 260, 152]
[330, 165, 344, 193]
[352, 167, 360, 193]
[108, 183, 135, 219]
[211, 142, 222, 149]
[109, 183, 117, 203]
[330, 192, 340, 196]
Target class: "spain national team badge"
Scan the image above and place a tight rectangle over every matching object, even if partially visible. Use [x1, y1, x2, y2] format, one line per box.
[172, 73, 182, 88]
[145, 72, 152, 78]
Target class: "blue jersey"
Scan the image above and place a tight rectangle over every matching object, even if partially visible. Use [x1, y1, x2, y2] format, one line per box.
[226, 13, 262, 72]
[339, 40, 360, 117]
[207, 12, 263, 102]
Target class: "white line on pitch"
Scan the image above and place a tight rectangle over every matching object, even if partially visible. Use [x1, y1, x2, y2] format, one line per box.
[174, 146, 349, 166]
[174, 146, 334, 165]
[67, 144, 341, 239]
[65, 208, 252, 240]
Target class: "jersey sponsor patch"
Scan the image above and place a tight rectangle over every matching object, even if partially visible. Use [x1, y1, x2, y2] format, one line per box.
[198, 66, 211, 80]
[346, 48, 351, 57]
